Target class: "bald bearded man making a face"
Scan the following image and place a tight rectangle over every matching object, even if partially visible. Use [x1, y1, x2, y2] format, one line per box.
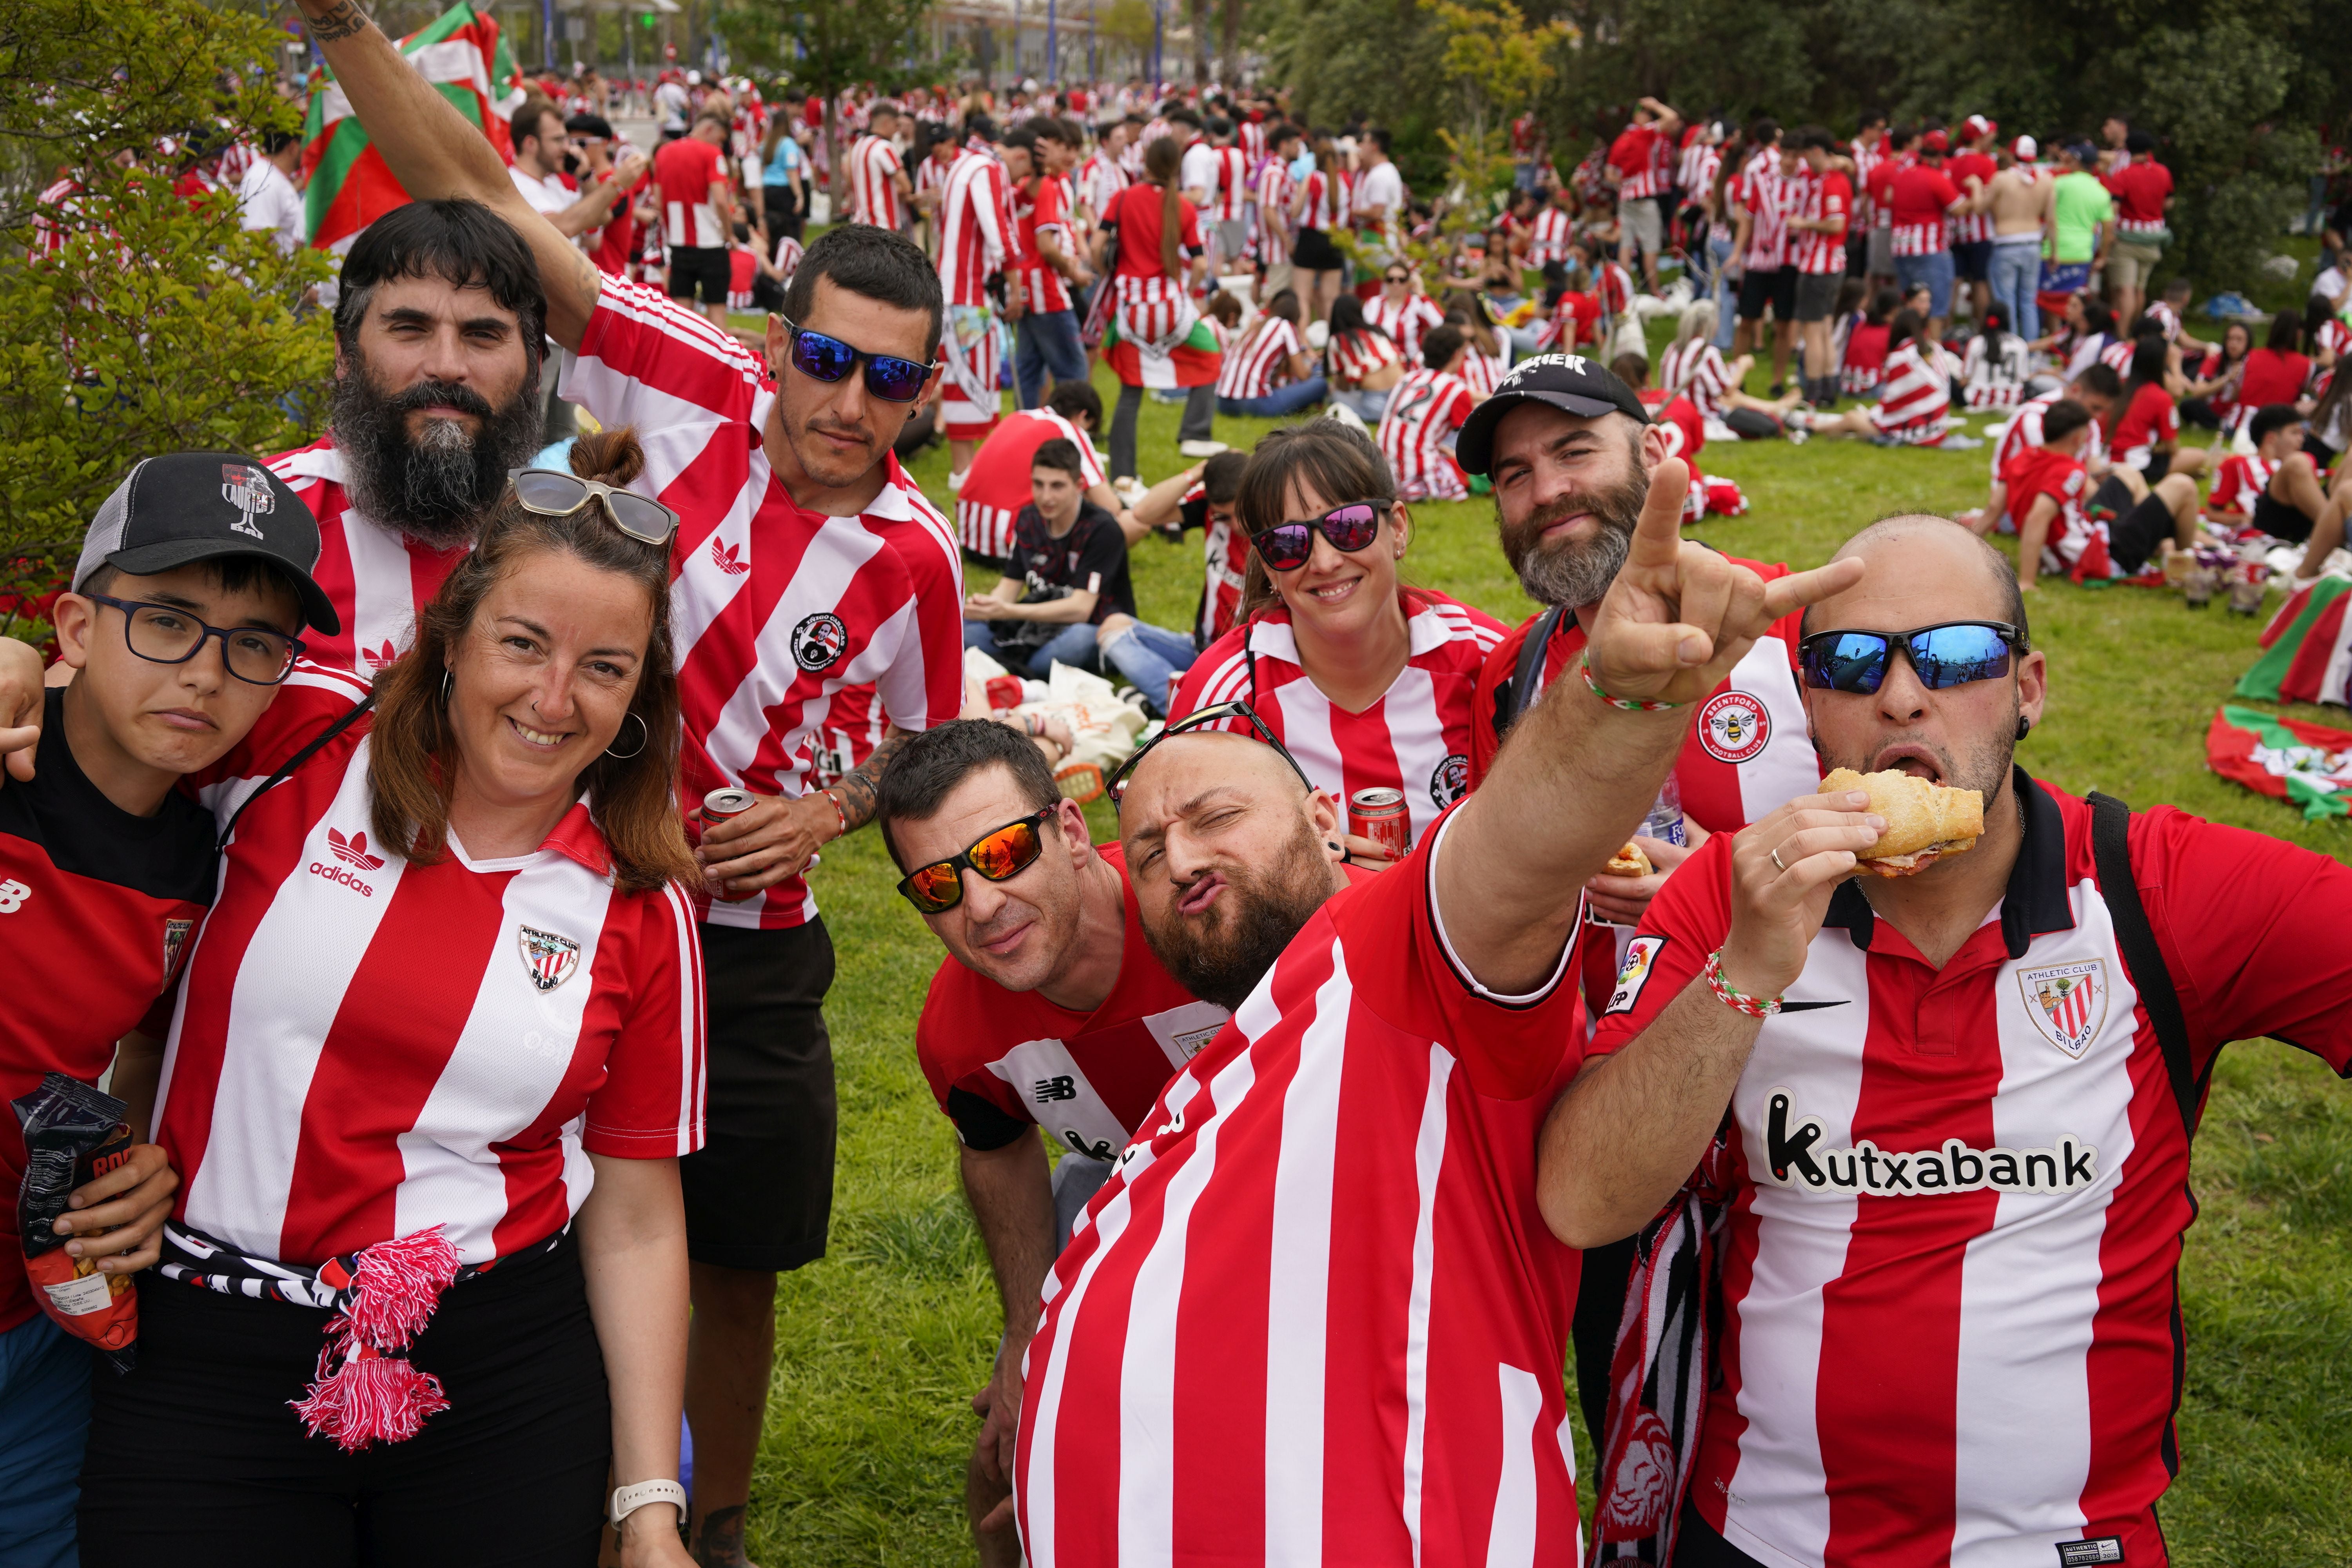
[1009, 457, 1862, 1565]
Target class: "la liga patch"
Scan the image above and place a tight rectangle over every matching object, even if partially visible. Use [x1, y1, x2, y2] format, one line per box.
[1604, 935, 1669, 1017]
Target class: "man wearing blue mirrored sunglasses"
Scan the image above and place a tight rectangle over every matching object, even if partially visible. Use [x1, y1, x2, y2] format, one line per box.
[1545, 514, 2352, 1568]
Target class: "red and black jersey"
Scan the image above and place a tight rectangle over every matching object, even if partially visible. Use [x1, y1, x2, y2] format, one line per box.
[0, 686, 216, 1334]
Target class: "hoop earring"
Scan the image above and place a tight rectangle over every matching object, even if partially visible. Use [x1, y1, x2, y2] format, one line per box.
[440, 668, 454, 706]
[604, 712, 650, 760]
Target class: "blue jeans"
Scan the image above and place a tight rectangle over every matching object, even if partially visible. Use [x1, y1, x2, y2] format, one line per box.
[1014, 308, 1089, 410]
[1989, 241, 2041, 342]
[1098, 619, 1198, 716]
[1894, 249, 1956, 318]
[965, 617, 1101, 680]
[0, 1314, 91, 1568]
[1218, 375, 1328, 418]
[1331, 385, 1391, 424]
[1708, 233, 1738, 349]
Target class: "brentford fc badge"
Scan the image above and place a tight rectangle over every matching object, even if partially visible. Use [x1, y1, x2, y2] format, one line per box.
[2020, 959, 2107, 1058]
[790, 610, 849, 672]
[1698, 690, 1770, 764]
[518, 925, 583, 993]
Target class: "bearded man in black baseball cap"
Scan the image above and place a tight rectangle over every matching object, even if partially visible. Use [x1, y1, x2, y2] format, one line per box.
[1456, 352, 1833, 1454]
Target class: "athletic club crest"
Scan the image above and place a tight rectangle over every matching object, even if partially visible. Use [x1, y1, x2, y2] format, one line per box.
[163, 917, 194, 980]
[517, 925, 582, 993]
[220, 463, 274, 539]
[790, 610, 849, 672]
[2021, 959, 2107, 1058]
[1698, 689, 1770, 764]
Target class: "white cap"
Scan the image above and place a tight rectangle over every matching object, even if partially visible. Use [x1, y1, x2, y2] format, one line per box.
[2012, 134, 2038, 162]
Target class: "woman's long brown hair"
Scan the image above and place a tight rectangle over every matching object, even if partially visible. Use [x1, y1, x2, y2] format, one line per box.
[368, 427, 698, 894]
[1143, 134, 1185, 278]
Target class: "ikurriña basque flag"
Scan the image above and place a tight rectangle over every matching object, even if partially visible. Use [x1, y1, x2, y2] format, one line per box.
[2207, 703, 2352, 821]
[2236, 574, 2352, 707]
[301, 0, 527, 256]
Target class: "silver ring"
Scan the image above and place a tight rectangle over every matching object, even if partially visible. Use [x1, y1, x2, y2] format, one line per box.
[1770, 846, 1788, 873]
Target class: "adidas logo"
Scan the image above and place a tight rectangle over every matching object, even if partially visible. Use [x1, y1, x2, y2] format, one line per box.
[361, 641, 399, 672]
[711, 538, 749, 575]
[326, 827, 385, 870]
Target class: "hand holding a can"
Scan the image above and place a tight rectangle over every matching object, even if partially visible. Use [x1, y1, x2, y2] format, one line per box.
[691, 785, 841, 900]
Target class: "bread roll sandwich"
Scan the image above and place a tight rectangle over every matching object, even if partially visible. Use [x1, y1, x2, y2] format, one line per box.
[1821, 767, 1985, 877]
[1605, 842, 1653, 878]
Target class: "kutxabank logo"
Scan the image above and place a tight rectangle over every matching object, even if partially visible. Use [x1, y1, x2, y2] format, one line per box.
[1759, 1090, 2100, 1197]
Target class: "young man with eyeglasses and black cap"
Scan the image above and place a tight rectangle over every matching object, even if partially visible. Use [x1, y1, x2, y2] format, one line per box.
[875, 719, 1229, 1568]
[290, 8, 967, 1562]
[0, 453, 337, 1567]
[1543, 514, 2352, 1568]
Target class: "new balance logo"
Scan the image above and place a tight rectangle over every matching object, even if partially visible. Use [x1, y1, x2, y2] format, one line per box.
[1033, 1075, 1077, 1103]
[0, 878, 29, 913]
[326, 828, 385, 870]
[710, 538, 750, 575]
[1760, 1089, 2100, 1197]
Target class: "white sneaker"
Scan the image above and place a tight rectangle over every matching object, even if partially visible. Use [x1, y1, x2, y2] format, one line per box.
[1177, 439, 1230, 459]
[1113, 476, 1149, 507]
[946, 466, 968, 493]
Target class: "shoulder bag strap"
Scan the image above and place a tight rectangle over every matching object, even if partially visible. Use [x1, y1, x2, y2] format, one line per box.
[2087, 790, 2200, 1138]
[215, 691, 377, 853]
[1494, 603, 1569, 741]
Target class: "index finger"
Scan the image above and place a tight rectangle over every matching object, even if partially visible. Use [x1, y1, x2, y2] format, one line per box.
[0, 725, 35, 783]
[1623, 456, 1691, 572]
[1759, 555, 1868, 622]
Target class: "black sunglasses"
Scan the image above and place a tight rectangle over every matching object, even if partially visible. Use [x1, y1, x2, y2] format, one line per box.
[1106, 700, 1315, 809]
[84, 593, 304, 685]
[895, 805, 1059, 913]
[508, 468, 680, 545]
[1798, 621, 2024, 694]
[1249, 500, 1387, 572]
[776, 314, 936, 403]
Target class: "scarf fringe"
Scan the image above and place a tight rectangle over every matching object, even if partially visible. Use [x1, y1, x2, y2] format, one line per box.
[288, 1227, 461, 1452]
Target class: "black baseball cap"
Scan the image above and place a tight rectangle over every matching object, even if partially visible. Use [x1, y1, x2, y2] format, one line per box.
[1454, 353, 1650, 478]
[73, 452, 341, 635]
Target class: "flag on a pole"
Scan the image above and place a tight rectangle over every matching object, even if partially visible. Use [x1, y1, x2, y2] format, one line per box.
[2207, 704, 2352, 820]
[301, 0, 526, 255]
[2235, 574, 2352, 707]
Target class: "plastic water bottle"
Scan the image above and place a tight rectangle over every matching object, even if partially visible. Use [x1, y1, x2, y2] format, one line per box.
[1639, 773, 1686, 849]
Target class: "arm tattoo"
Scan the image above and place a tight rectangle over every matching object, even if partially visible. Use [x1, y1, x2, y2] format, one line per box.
[829, 727, 913, 835]
[305, 0, 372, 41]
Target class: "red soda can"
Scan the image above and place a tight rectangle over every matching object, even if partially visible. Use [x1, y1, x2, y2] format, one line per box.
[985, 674, 1024, 710]
[1348, 787, 1411, 858]
[702, 787, 757, 818]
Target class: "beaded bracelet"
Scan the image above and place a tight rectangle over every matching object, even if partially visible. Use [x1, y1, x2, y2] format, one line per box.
[821, 788, 849, 840]
[1703, 947, 1784, 1018]
[1580, 651, 1691, 713]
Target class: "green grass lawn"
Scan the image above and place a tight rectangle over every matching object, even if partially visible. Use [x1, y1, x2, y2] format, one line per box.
[736, 345, 2352, 1564]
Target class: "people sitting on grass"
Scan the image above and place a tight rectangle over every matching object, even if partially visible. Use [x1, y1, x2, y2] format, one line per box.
[2006, 397, 2200, 589]
[1212, 287, 1328, 418]
[1787, 308, 1952, 445]
[1323, 294, 1406, 425]
[962, 438, 1197, 714]
[1376, 323, 1478, 502]
[2181, 319, 2251, 430]
[2207, 404, 2352, 585]
[1660, 300, 1802, 439]
[1613, 349, 1749, 520]
[1836, 285, 1899, 401]
[1967, 362, 2122, 534]
[2234, 306, 2311, 414]
[1131, 449, 1251, 646]
[951, 379, 1136, 567]
[2108, 330, 2209, 481]
[1960, 305, 2031, 409]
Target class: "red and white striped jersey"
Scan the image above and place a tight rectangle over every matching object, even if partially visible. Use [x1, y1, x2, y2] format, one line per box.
[1612, 122, 1666, 200]
[1962, 331, 2031, 408]
[916, 842, 1225, 1160]
[1300, 169, 1348, 231]
[1238, 118, 1268, 169]
[1593, 261, 1635, 322]
[1014, 174, 1076, 314]
[1014, 815, 1588, 1567]
[1186, 484, 1246, 647]
[1377, 367, 1478, 501]
[914, 150, 953, 229]
[653, 134, 729, 249]
[1328, 326, 1402, 386]
[1457, 338, 1505, 400]
[1737, 164, 1793, 271]
[772, 232, 804, 284]
[1788, 168, 1851, 275]
[2003, 446, 2100, 574]
[263, 439, 470, 679]
[1678, 135, 1720, 201]
[938, 149, 1013, 309]
[1210, 145, 1249, 223]
[1255, 158, 1296, 258]
[1869, 340, 1952, 445]
[1889, 163, 1964, 256]
[1660, 338, 1736, 419]
[565, 273, 964, 930]
[1076, 148, 1127, 222]
[1946, 151, 1997, 243]
[1995, 389, 2109, 481]
[2148, 301, 2186, 344]
[2100, 338, 2137, 374]
[2207, 453, 2279, 517]
[1171, 589, 1505, 846]
[1215, 317, 1301, 399]
[30, 176, 84, 260]
[161, 666, 706, 1270]
[1849, 136, 1885, 216]
[1593, 776, 2352, 1568]
[953, 408, 1109, 561]
[1527, 205, 1573, 267]
[849, 132, 905, 228]
[1365, 291, 1445, 365]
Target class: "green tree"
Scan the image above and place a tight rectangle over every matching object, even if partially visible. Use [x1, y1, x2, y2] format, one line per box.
[714, 0, 940, 201]
[0, 0, 333, 644]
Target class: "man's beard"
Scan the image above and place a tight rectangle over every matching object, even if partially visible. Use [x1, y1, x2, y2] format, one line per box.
[1822, 706, 2020, 815]
[332, 350, 543, 549]
[1143, 817, 1333, 1014]
[1496, 463, 1648, 609]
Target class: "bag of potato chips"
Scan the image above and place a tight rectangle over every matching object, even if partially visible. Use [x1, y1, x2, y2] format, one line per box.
[13, 1073, 139, 1373]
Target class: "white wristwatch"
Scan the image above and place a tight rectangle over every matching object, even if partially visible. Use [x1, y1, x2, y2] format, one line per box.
[610, 1479, 688, 1525]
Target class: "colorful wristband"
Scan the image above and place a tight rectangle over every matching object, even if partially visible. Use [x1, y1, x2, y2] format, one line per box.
[822, 788, 849, 840]
[1580, 650, 1691, 712]
[1703, 947, 1783, 1018]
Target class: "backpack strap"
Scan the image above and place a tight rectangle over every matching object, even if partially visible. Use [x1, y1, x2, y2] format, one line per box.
[215, 691, 377, 853]
[2087, 791, 2200, 1138]
[1492, 603, 1569, 741]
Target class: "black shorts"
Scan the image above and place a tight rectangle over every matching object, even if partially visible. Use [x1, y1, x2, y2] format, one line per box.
[2254, 489, 2317, 543]
[683, 918, 838, 1272]
[668, 243, 731, 306]
[79, 1233, 609, 1567]
[1737, 267, 1796, 322]
[1292, 226, 1344, 272]
[1792, 270, 1841, 323]
[1952, 238, 1994, 283]
[2109, 492, 2178, 574]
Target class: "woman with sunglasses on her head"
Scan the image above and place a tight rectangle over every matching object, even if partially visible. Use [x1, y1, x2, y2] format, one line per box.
[1094, 134, 1225, 482]
[1364, 261, 1445, 366]
[76, 430, 704, 1568]
[1166, 421, 1506, 866]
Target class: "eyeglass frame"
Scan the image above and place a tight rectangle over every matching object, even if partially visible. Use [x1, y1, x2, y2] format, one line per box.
[80, 592, 306, 685]
[773, 313, 939, 404]
[1795, 620, 2027, 693]
[893, 803, 1062, 912]
[506, 468, 681, 546]
[1105, 699, 1317, 811]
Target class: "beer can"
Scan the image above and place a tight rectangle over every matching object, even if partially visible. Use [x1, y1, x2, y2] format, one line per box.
[703, 786, 757, 818]
[1348, 787, 1411, 858]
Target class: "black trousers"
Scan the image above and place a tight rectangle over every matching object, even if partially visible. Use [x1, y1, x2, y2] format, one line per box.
[681, 918, 838, 1272]
[78, 1231, 609, 1566]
